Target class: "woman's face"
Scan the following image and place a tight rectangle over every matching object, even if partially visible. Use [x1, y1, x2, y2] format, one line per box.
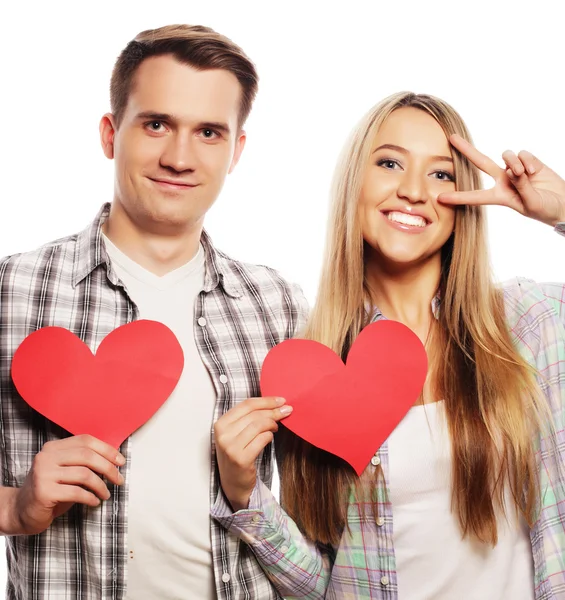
[359, 107, 457, 271]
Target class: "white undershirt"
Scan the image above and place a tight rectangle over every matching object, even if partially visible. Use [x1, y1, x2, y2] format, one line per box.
[387, 401, 534, 600]
[103, 235, 216, 600]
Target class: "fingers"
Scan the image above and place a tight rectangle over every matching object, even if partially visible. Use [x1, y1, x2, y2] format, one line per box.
[502, 149, 544, 178]
[55, 467, 111, 501]
[42, 436, 124, 486]
[517, 150, 544, 176]
[449, 134, 502, 179]
[221, 426, 276, 471]
[243, 432, 276, 463]
[502, 150, 544, 208]
[215, 405, 292, 450]
[55, 448, 124, 486]
[217, 396, 286, 427]
[437, 189, 498, 206]
[234, 405, 293, 432]
[52, 484, 103, 508]
[502, 150, 525, 177]
[44, 435, 125, 466]
[236, 417, 280, 450]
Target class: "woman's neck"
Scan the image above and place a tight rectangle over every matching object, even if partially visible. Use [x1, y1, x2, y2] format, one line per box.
[365, 252, 441, 343]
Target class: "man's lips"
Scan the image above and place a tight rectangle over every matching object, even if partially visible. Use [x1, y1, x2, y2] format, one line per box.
[149, 177, 199, 190]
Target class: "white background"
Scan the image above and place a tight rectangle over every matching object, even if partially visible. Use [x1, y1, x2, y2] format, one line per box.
[1, 0, 563, 591]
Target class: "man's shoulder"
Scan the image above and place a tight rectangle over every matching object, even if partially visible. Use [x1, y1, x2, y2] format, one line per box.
[213, 248, 310, 337]
[0, 232, 80, 284]
[214, 246, 303, 296]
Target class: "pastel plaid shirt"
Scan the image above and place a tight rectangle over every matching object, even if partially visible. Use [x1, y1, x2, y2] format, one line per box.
[213, 228, 565, 599]
[0, 203, 308, 599]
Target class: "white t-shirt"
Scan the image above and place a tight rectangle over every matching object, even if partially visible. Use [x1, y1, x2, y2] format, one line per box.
[387, 401, 535, 600]
[103, 235, 216, 600]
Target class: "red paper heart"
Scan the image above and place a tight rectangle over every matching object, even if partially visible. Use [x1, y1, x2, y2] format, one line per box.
[260, 320, 427, 474]
[11, 320, 184, 448]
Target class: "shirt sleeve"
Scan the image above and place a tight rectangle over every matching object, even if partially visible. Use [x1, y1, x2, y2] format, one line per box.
[535, 225, 565, 325]
[211, 478, 332, 599]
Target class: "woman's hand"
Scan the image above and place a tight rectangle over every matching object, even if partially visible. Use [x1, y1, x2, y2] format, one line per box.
[438, 134, 565, 227]
[215, 396, 292, 511]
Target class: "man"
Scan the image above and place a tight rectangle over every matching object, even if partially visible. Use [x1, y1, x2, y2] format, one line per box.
[0, 24, 307, 599]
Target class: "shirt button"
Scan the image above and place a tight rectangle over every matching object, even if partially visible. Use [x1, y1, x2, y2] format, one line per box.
[371, 455, 381, 466]
[381, 576, 389, 586]
[221, 572, 231, 583]
[197, 317, 207, 326]
[219, 374, 228, 384]
[377, 517, 385, 527]
[280, 545, 289, 554]
[252, 515, 261, 523]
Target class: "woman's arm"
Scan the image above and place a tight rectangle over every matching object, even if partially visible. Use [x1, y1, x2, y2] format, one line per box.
[212, 478, 333, 599]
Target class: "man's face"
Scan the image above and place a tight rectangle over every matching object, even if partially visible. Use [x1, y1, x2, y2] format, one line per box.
[100, 55, 245, 234]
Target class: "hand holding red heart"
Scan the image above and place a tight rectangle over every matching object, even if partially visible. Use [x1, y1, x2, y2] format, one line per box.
[1, 435, 125, 536]
[214, 397, 292, 511]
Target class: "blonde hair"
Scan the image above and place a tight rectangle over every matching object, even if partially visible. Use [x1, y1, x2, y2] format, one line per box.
[279, 92, 545, 546]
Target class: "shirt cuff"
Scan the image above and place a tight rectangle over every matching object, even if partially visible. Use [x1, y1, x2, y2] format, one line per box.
[211, 479, 290, 555]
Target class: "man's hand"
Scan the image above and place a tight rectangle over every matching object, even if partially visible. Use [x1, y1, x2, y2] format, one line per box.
[1, 434, 125, 536]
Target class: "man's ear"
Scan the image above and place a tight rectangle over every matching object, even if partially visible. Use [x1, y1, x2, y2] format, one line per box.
[228, 130, 247, 174]
[100, 113, 117, 159]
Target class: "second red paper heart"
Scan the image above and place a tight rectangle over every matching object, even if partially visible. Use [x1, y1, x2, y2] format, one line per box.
[260, 320, 427, 475]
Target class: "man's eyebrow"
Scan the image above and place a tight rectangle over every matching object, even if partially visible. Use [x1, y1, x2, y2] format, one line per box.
[135, 111, 175, 122]
[372, 143, 453, 163]
[135, 112, 232, 134]
[199, 121, 232, 135]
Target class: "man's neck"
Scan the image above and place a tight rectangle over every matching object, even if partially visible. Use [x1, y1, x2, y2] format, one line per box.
[102, 203, 203, 276]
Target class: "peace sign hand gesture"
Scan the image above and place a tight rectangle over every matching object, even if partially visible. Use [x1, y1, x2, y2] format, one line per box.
[438, 134, 565, 228]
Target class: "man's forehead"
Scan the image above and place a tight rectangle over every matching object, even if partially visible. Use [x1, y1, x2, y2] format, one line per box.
[124, 57, 241, 128]
[131, 57, 240, 104]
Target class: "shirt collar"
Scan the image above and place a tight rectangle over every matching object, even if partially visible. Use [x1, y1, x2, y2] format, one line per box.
[368, 294, 441, 323]
[72, 203, 242, 298]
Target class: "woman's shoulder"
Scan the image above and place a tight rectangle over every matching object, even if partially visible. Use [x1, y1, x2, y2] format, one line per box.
[501, 277, 564, 358]
[501, 277, 564, 320]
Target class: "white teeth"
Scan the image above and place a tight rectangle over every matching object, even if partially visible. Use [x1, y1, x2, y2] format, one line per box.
[387, 211, 427, 227]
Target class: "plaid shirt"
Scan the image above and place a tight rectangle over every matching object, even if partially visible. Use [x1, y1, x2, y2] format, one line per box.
[214, 231, 565, 599]
[0, 203, 308, 600]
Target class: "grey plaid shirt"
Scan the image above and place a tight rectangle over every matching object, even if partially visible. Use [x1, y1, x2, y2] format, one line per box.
[0, 203, 308, 600]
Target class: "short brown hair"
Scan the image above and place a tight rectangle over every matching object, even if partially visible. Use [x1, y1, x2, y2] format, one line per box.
[110, 24, 259, 129]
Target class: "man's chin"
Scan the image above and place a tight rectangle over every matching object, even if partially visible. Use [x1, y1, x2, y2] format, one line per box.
[144, 204, 205, 232]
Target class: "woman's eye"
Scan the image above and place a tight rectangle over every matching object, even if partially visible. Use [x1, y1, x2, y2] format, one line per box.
[433, 171, 455, 182]
[378, 159, 400, 170]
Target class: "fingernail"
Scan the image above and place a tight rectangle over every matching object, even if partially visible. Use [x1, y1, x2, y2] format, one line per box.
[118, 473, 125, 485]
[275, 397, 286, 406]
[116, 454, 126, 465]
[280, 406, 293, 416]
[527, 165, 535, 175]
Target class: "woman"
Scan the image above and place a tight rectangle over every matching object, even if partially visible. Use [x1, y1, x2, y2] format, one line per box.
[212, 92, 565, 599]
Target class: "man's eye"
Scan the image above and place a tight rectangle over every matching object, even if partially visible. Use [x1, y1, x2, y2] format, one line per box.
[202, 129, 219, 139]
[145, 121, 165, 132]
